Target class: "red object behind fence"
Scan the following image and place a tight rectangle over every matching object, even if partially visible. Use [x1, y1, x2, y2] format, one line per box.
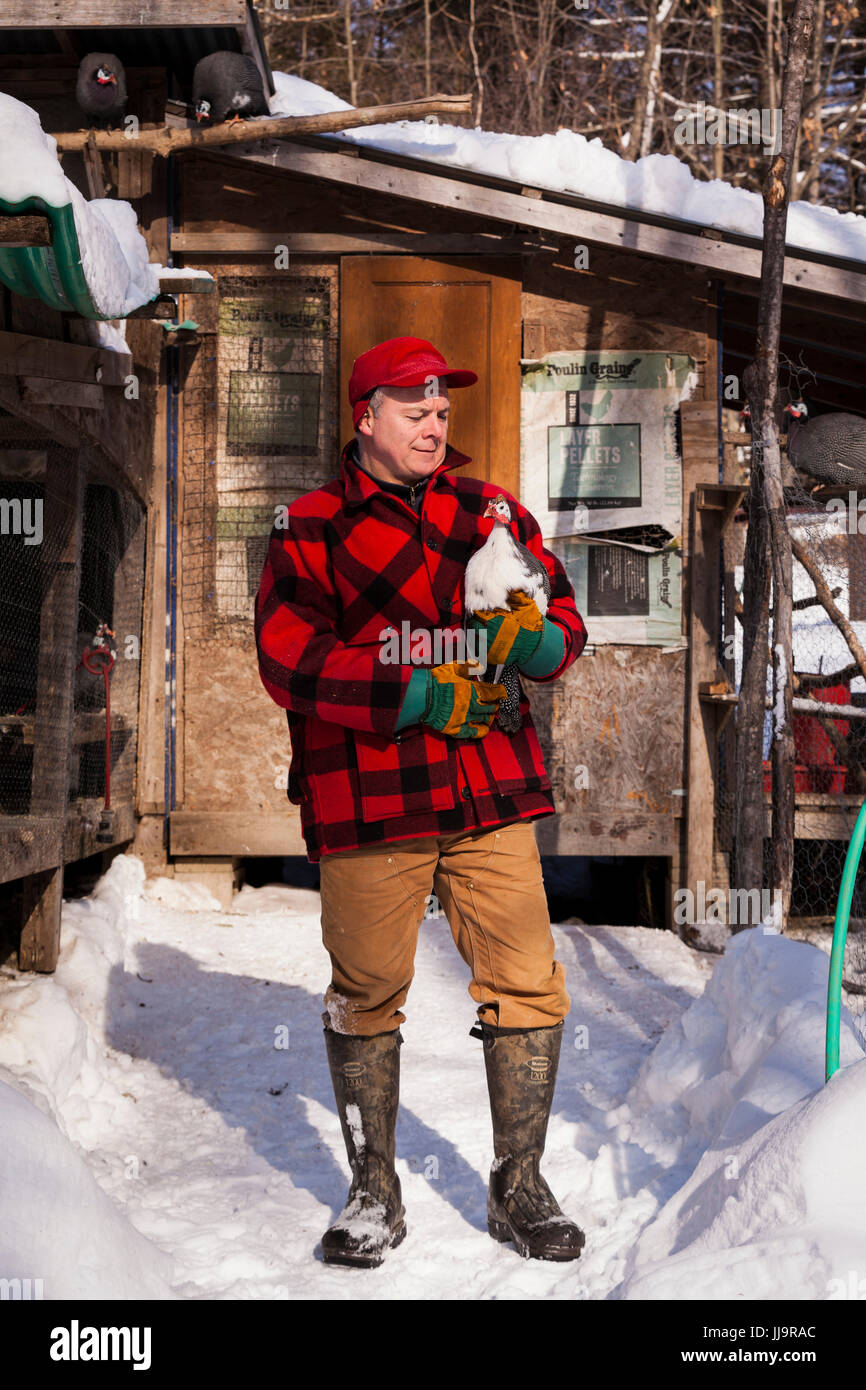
[763, 682, 849, 794]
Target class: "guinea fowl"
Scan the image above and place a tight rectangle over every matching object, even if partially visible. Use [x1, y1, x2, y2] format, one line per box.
[464, 495, 551, 734]
[784, 401, 866, 489]
[192, 52, 269, 126]
[76, 54, 127, 127]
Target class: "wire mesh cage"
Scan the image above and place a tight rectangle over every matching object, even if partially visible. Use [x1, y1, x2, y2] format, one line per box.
[0, 412, 145, 862]
[717, 403, 866, 1044]
[181, 266, 339, 646]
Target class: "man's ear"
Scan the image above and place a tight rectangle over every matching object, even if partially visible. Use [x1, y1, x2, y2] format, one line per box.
[356, 408, 374, 437]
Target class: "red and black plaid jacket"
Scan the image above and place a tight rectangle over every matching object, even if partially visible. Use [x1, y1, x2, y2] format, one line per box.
[254, 439, 587, 862]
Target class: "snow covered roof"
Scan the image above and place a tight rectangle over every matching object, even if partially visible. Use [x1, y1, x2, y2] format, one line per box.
[268, 72, 866, 271]
[0, 93, 160, 319]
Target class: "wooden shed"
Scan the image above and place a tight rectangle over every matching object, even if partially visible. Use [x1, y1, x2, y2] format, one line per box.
[155, 124, 866, 920]
[3, 1, 866, 954]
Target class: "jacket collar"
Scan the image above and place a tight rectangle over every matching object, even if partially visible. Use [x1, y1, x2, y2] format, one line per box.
[340, 438, 472, 508]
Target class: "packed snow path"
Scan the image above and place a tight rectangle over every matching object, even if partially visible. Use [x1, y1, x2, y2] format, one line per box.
[1, 854, 864, 1300]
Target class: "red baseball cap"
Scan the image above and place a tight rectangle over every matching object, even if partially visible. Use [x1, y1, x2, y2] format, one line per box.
[349, 336, 477, 427]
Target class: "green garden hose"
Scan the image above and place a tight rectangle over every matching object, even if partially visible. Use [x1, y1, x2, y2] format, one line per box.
[826, 798, 866, 1081]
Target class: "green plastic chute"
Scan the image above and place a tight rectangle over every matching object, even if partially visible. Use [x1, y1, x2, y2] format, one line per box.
[826, 798, 866, 1081]
[0, 194, 112, 319]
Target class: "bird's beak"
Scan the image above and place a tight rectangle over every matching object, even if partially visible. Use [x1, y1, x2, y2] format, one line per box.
[196, 111, 209, 123]
[97, 71, 117, 85]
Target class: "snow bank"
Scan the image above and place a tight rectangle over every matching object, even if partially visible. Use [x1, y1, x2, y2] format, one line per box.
[0, 854, 176, 1299]
[0, 93, 159, 318]
[611, 929, 866, 1298]
[0, 1080, 175, 1300]
[269, 72, 866, 266]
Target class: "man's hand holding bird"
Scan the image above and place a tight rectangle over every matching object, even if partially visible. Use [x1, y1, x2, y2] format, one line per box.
[419, 660, 507, 739]
[467, 589, 545, 670]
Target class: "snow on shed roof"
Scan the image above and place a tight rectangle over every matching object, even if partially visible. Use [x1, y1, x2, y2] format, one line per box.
[0, 93, 159, 319]
[268, 72, 866, 270]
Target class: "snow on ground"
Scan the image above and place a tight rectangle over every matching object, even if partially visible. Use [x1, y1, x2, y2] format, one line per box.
[268, 72, 866, 267]
[0, 851, 864, 1301]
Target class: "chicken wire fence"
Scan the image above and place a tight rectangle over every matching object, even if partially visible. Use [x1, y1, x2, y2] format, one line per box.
[181, 268, 339, 644]
[716, 415, 866, 1042]
[0, 422, 145, 845]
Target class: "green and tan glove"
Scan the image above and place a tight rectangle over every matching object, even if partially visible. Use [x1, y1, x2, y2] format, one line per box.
[467, 589, 545, 669]
[421, 660, 506, 739]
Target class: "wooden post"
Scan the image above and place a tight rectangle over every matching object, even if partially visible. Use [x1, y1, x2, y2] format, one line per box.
[682, 403, 724, 933]
[19, 447, 85, 972]
[18, 867, 65, 974]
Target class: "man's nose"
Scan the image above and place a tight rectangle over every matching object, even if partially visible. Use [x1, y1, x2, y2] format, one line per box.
[424, 413, 447, 439]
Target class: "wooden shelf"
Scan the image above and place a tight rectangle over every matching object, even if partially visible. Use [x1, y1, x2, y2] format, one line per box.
[0, 712, 129, 745]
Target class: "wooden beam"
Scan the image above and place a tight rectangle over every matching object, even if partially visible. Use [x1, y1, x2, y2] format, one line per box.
[231, 140, 866, 302]
[0, 331, 132, 386]
[19, 377, 104, 410]
[170, 231, 545, 255]
[51, 94, 473, 155]
[126, 295, 182, 320]
[156, 275, 215, 294]
[4, 1, 245, 23]
[170, 811, 306, 857]
[0, 215, 52, 248]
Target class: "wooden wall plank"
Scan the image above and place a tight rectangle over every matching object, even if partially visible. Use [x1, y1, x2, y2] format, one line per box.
[4, 0, 245, 24]
[170, 812, 306, 857]
[0, 331, 132, 386]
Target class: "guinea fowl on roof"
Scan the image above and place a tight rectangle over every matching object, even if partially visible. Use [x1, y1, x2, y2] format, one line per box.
[192, 53, 269, 127]
[75, 54, 127, 128]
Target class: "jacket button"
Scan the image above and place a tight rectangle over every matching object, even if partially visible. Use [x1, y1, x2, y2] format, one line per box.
[427, 539, 438, 552]
[460, 786, 471, 800]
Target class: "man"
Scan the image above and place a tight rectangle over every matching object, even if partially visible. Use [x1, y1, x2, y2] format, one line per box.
[254, 335, 588, 1269]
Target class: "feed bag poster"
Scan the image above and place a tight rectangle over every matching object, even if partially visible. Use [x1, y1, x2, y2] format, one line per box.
[520, 350, 698, 646]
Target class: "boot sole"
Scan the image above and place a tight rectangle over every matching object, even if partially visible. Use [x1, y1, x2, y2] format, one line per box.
[322, 1221, 407, 1269]
[488, 1216, 585, 1262]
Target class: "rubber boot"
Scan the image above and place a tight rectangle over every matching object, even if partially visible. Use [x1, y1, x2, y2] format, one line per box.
[321, 1024, 407, 1268]
[471, 1018, 585, 1261]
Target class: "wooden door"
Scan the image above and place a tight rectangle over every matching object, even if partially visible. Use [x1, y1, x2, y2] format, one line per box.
[340, 257, 521, 499]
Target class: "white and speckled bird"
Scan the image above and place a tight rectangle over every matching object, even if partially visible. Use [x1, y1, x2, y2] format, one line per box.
[464, 495, 551, 734]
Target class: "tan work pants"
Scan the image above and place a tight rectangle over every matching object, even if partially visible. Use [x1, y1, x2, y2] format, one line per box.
[318, 819, 570, 1035]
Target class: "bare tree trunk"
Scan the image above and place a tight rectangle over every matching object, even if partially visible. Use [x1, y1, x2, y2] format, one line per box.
[765, 0, 778, 115]
[468, 0, 484, 127]
[625, 0, 678, 160]
[711, 0, 724, 181]
[344, 0, 357, 106]
[737, 0, 817, 934]
[424, 0, 432, 98]
[734, 483, 771, 911]
[799, 0, 825, 201]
